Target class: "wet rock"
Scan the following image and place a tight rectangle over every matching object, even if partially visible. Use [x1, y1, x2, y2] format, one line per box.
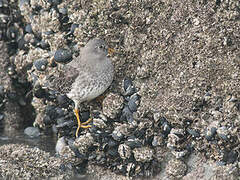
[0, 113, 4, 121]
[152, 135, 164, 146]
[0, 144, 73, 179]
[74, 133, 94, 154]
[17, 96, 27, 106]
[67, 138, 86, 159]
[102, 93, 124, 119]
[125, 137, 142, 149]
[212, 162, 239, 179]
[25, 24, 33, 34]
[56, 119, 74, 129]
[216, 126, 229, 140]
[6, 26, 19, 40]
[0, 41, 24, 133]
[153, 114, 171, 136]
[6, 92, 18, 101]
[111, 127, 124, 141]
[118, 143, 131, 160]
[126, 163, 136, 177]
[24, 127, 41, 138]
[58, 7, 68, 15]
[54, 48, 72, 63]
[222, 150, 238, 164]
[186, 128, 200, 138]
[7, 65, 17, 77]
[120, 106, 134, 123]
[55, 136, 67, 155]
[55, 136, 86, 164]
[166, 159, 187, 178]
[127, 93, 140, 113]
[171, 150, 188, 159]
[33, 58, 48, 71]
[111, 124, 130, 141]
[69, 23, 79, 34]
[122, 77, 136, 96]
[167, 128, 186, 150]
[56, 94, 70, 108]
[133, 147, 153, 162]
[92, 114, 108, 129]
[205, 127, 217, 141]
[39, 40, 50, 49]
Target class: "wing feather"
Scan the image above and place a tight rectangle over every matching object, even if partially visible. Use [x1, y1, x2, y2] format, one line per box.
[48, 64, 79, 94]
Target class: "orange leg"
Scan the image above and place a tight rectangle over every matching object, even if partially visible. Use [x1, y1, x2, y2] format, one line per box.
[74, 109, 92, 137]
[82, 117, 93, 125]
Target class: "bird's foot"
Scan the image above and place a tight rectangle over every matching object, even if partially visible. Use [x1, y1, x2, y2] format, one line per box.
[82, 117, 93, 125]
[74, 109, 92, 137]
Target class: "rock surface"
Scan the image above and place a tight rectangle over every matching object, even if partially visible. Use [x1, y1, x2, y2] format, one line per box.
[0, 0, 240, 179]
[0, 41, 25, 134]
[0, 144, 73, 179]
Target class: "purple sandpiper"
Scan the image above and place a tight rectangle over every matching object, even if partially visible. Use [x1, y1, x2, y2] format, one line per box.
[49, 38, 114, 137]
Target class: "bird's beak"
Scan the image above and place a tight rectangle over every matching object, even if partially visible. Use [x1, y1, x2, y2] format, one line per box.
[108, 48, 115, 56]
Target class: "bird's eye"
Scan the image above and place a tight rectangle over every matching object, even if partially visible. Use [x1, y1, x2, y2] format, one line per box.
[99, 45, 104, 49]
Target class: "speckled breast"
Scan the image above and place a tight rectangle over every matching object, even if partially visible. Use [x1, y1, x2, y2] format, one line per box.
[67, 62, 114, 104]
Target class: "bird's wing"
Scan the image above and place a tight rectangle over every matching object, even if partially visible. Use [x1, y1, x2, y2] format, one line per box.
[48, 64, 80, 94]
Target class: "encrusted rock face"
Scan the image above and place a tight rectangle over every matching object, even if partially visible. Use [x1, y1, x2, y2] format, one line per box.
[167, 128, 186, 150]
[102, 93, 124, 119]
[118, 143, 131, 160]
[0, 144, 73, 179]
[0, 41, 25, 133]
[1, 0, 240, 179]
[166, 159, 188, 179]
[133, 147, 154, 163]
[74, 133, 95, 154]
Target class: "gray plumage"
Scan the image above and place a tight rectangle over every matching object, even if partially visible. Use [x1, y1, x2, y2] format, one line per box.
[49, 38, 114, 109]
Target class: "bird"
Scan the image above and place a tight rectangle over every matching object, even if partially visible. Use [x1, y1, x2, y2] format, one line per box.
[49, 38, 114, 137]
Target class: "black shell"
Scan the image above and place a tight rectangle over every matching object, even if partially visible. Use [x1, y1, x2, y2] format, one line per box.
[25, 24, 33, 33]
[33, 84, 46, 98]
[120, 106, 133, 123]
[54, 48, 72, 63]
[122, 77, 136, 96]
[70, 23, 79, 34]
[128, 94, 140, 112]
[39, 40, 50, 49]
[34, 58, 48, 71]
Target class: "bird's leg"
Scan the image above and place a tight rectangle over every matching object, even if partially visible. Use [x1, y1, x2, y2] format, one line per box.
[82, 117, 93, 125]
[74, 106, 92, 137]
[74, 108, 81, 137]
